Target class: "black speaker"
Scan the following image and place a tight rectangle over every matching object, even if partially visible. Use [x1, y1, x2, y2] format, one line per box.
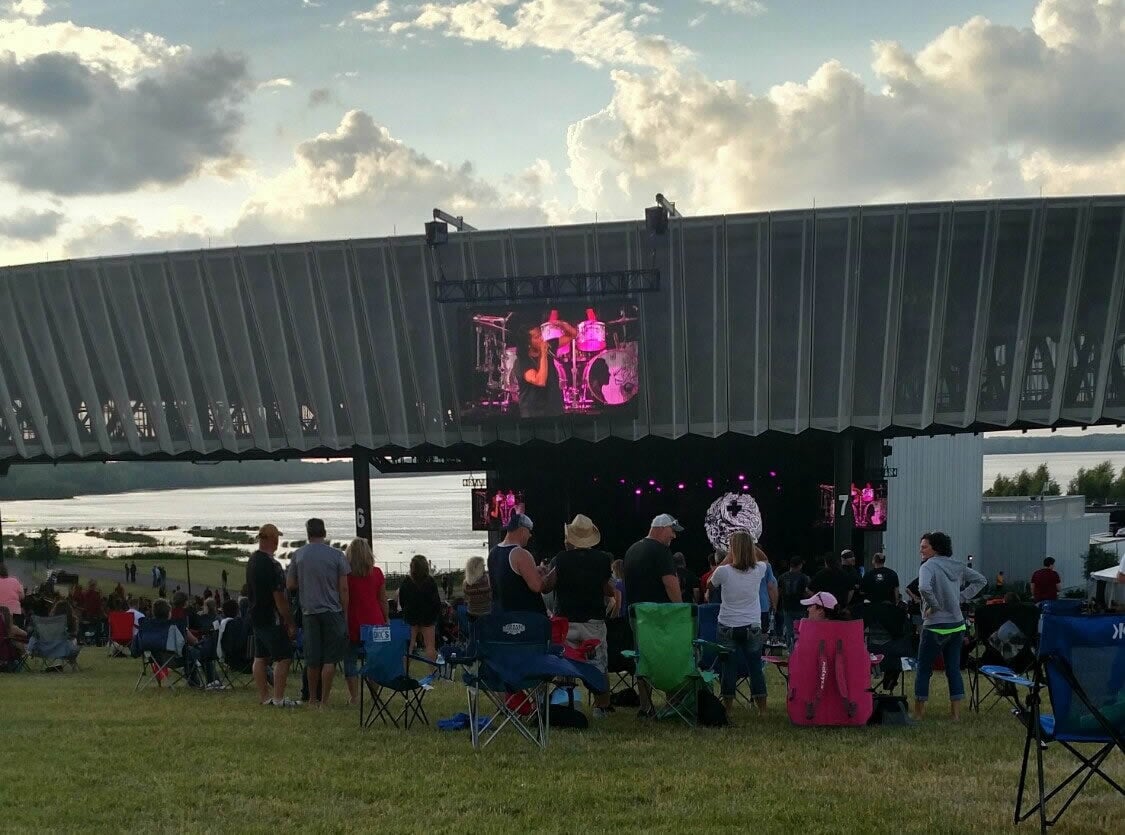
[425, 220, 449, 246]
[645, 205, 668, 236]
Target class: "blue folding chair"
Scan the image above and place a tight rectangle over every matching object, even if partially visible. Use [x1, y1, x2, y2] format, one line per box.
[982, 612, 1125, 832]
[131, 619, 193, 692]
[697, 603, 752, 707]
[452, 611, 606, 750]
[359, 620, 436, 729]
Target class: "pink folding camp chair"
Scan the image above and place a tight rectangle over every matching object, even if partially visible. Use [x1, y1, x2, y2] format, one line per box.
[785, 619, 874, 727]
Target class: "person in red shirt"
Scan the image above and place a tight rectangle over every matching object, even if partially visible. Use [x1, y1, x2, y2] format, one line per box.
[342, 538, 388, 706]
[1030, 557, 1062, 602]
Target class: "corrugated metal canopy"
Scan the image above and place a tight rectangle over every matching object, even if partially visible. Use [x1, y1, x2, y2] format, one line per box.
[1, 195, 1124, 463]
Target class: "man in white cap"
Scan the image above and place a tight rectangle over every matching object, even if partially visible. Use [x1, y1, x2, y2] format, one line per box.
[624, 514, 684, 718]
[551, 514, 615, 717]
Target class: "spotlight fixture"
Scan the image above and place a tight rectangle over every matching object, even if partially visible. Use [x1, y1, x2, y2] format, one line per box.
[426, 207, 477, 246]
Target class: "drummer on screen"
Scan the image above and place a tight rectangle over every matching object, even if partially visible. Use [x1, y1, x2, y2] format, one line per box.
[518, 314, 574, 418]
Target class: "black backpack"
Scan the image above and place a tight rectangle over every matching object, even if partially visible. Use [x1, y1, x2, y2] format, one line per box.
[868, 694, 912, 726]
[697, 687, 729, 727]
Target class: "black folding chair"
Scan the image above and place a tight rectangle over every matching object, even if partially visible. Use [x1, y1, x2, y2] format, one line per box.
[982, 611, 1124, 833]
[969, 602, 1040, 712]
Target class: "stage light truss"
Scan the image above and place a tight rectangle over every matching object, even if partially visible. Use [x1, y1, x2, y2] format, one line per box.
[432, 268, 660, 303]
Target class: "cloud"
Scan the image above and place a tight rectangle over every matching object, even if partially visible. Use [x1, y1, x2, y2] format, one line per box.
[698, 0, 766, 15]
[63, 216, 211, 258]
[307, 87, 334, 107]
[0, 16, 186, 80]
[257, 76, 294, 89]
[0, 50, 250, 195]
[9, 0, 46, 18]
[0, 207, 62, 241]
[232, 109, 547, 243]
[564, 0, 1125, 215]
[388, 0, 692, 69]
[352, 1, 392, 23]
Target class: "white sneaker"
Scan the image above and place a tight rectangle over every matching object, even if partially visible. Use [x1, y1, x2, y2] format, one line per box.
[274, 697, 301, 708]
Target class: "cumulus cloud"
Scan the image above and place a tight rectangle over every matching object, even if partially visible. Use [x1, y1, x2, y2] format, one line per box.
[564, 0, 1125, 215]
[0, 16, 186, 79]
[231, 109, 547, 243]
[353, 1, 392, 22]
[63, 216, 211, 258]
[9, 0, 46, 18]
[0, 207, 62, 241]
[0, 50, 250, 195]
[389, 0, 691, 68]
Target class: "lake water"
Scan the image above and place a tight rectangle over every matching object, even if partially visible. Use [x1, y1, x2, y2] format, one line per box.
[3, 452, 1123, 570]
[0, 473, 485, 572]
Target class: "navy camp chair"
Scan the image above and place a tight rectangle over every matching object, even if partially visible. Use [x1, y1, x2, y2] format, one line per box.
[982, 612, 1124, 832]
[697, 603, 751, 706]
[360, 620, 436, 729]
[452, 611, 606, 750]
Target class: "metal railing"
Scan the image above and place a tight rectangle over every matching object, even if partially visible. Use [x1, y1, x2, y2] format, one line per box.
[982, 495, 1090, 523]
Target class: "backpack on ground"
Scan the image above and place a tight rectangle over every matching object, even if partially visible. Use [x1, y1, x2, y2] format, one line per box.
[868, 694, 912, 726]
[697, 686, 729, 727]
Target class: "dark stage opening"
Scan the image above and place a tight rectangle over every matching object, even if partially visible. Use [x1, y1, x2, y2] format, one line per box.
[486, 433, 840, 574]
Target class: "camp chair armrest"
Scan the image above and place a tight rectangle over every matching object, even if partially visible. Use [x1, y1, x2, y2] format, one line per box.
[407, 653, 440, 669]
[980, 665, 1034, 688]
[693, 639, 730, 655]
[620, 650, 638, 659]
[445, 650, 479, 665]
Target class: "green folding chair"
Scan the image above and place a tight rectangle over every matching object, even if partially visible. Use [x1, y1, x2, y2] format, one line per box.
[623, 603, 723, 726]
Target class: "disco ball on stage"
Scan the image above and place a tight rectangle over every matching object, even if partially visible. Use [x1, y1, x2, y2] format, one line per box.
[705, 492, 763, 552]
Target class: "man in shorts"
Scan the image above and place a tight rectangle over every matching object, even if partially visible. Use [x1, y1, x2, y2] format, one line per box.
[286, 518, 350, 708]
[247, 524, 299, 707]
[551, 514, 615, 717]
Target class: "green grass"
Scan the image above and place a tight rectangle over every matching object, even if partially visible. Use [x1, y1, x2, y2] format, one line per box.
[2, 655, 1121, 833]
[42, 555, 242, 599]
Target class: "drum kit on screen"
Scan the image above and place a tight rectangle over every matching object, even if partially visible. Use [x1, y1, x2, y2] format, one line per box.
[471, 306, 640, 413]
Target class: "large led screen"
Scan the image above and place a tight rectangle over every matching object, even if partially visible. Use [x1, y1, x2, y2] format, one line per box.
[460, 301, 641, 422]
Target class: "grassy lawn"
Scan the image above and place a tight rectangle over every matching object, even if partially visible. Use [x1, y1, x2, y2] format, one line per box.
[44, 556, 242, 599]
[2, 654, 1121, 834]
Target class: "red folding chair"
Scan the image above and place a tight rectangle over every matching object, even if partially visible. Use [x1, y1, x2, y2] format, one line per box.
[107, 611, 135, 658]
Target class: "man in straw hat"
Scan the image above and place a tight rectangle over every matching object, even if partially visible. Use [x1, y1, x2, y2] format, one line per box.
[550, 514, 615, 717]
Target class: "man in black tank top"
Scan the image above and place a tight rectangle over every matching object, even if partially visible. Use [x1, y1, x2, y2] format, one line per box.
[487, 514, 553, 614]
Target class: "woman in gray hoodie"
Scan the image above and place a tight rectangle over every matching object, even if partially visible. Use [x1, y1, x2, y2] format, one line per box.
[913, 531, 987, 721]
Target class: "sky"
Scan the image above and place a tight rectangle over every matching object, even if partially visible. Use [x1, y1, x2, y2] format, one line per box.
[1, 0, 1124, 266]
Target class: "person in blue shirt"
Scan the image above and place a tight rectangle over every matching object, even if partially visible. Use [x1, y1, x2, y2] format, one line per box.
[759, 558, 778, 633]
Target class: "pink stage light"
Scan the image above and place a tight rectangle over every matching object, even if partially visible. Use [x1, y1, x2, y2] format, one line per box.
[769, 470, 777, 478]
[648, 479, 656, 486]
[634, 488, 643, 495]
[619, 479, 626, 485]
[677, 482, 686, 490]
[742, 484, 751, 491]
[737, 474, 746, 481]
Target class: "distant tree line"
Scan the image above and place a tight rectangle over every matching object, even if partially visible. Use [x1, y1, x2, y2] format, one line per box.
[0, 460, 359, 501]
[985, 460, 1125, 502]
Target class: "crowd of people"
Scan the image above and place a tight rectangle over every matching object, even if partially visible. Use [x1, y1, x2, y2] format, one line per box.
[473, 512, 997, 723]
[8, 504, 1111, 727]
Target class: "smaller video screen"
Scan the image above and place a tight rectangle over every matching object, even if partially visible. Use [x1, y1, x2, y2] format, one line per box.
[817, 481, 888, 531]
[471, 488, 526, 531]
